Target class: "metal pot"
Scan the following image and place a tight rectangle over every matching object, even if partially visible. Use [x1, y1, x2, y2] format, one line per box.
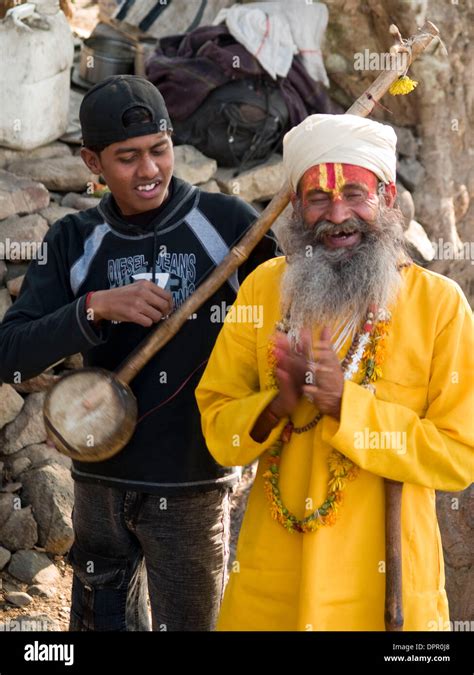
[79, 36, 136, 85]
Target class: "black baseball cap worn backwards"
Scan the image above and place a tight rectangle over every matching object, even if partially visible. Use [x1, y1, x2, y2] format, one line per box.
[80, 75, 172, 150]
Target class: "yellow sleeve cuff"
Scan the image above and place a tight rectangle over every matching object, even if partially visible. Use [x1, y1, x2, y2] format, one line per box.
[211, 389, 289, 467]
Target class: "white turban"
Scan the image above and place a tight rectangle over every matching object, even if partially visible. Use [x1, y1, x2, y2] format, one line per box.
[283, 113, 397, 191]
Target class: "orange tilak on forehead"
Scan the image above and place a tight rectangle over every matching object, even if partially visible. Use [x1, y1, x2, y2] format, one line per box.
[300, 163, 379, 198]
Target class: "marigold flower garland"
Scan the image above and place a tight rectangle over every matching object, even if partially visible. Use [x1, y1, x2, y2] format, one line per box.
[263, 306, 392, 534]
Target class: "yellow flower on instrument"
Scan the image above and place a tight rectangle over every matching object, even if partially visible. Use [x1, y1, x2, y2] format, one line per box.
[389, 75, 418, 95]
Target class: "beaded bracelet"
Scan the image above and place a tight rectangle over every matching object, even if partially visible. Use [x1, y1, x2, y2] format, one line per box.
[85, 291, 95, 313]
[264, 406, 282, 426]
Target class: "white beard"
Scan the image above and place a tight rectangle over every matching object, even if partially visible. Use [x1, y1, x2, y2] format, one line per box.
[278, 203, 407, 333]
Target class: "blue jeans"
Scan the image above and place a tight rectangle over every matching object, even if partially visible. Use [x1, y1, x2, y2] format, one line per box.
[68, 481, 231, 631]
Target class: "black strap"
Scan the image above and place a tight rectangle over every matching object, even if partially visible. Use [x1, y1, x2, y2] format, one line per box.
[139, 0, 172, 32]
[115, 0, 135, 22]
[186, 0, 207, 33]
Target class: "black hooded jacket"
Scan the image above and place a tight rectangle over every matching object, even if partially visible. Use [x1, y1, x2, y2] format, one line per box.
[0, 177, 278, 494]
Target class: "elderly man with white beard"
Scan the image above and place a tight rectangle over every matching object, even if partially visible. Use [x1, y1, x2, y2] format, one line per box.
[195, 114, 473, 631]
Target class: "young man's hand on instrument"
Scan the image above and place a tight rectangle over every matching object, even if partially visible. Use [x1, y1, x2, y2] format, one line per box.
[87, 280, 173, 327]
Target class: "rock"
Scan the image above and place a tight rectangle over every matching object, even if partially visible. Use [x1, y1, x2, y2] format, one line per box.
[61, 192, 101, 210]
[199, 179, 221, 194]
[397, 158, 426, 192]
[3, 443, 72, 472]
[0, 142, 72, 169]
[404, 220, 435, 262]
[0, 149, 25, 169]
[0, 392, 47, 455]
[323, 3, 421, 126]
[7, 156, 95, 193]
[216, 155, 285, 203]
[1, 579, 20, 593]
[6, 274, 24, 297]
[0, 461, 3, 486]
[0, 214, 48, 261]
[437, 487, 473, 623]
[48, 191, 65, 203]
[63, 353, 84, 369]
[0, 384, 24, 430]
[39, 204, 78, 226]
[173, 145, 218, 185]
[21, 464, 74, 555]
[0, 287, 12, 321]
[0, 260, 7, 285]
[467, 169, 474, 204]
[5, 591, 32, 607]
[0, 545, 11, 570]
[395, 183, 415, 228]
[28, 583, 55, 598]
[437, 488, 473, 569]
[454, 184, 470, 222]
[9, 457, 31, 480]
[0, 170, 50, 220]
[0, 482, 22, 493]
[5, 262, 29, 282]
[8, 550, 60, 585]
[0, 494, 14, 528]
[0, 505, 38, 551]
[392, 125, 418, 158]
[325, 53, 348, 73]
[12, 371, 60, 394]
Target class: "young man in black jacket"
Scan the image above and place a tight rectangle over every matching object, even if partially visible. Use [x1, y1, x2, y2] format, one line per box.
[0, 75, 277, 631]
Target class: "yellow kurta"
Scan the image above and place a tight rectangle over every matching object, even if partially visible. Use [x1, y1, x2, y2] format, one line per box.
[195, 257, 474, 631]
